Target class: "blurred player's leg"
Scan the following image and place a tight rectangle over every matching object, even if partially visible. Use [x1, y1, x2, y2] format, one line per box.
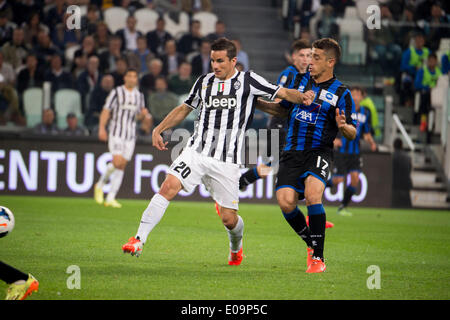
[94, 162, 115, 204]
[104, 155, 127, 208]
[338, 171, 359, 216]
[0, 261, 39, 300]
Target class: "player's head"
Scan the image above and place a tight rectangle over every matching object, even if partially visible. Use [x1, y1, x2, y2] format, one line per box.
[124, 68, 138, 89]
[427, 53, 438, 69]
[291, 39, 311, 73]
[210, 37, 237, 80]
[310, 38, 341, 79]
[350, 86, 364, 110]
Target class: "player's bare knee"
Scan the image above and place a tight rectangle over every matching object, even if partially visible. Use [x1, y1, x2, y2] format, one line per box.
[159, 178, 180, 200]
[276, 195, 297, 213]
[221, 208, 238, 229]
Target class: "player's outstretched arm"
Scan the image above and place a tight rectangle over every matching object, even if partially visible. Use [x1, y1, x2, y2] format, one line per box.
[276, 88, 315, 105]
[255, 98, 288, 118]
[98, 108, 110, 142]
[364, 133, 377, 151]
[336, 109, 356, 140]
[152, 104, 192, 151]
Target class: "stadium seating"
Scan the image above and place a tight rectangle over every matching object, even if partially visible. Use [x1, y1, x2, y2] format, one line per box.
[431, 76, 449, 135]
[163, 11, 190, 38]
[192, 11, 218, 37]
[135, 8, 159, 34]
[337, 8, 367, 65]
[54, 89, 83, 128]
[23, 88, 44, 128]
[103, 7, 129, 33]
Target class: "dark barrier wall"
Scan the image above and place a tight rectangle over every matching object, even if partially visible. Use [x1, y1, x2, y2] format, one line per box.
[0, 137, 392, 207]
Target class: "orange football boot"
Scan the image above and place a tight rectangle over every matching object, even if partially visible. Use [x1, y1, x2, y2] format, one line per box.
[228, 247, 243, 266]
[306, 257, 326, 273]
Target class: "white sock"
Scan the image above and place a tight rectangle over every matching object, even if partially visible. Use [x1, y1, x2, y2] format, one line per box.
[225, 215, 244, 253]
[106, 169, 124, 202]
[97, 162, 115, 188]
[136, 193, 170, 244]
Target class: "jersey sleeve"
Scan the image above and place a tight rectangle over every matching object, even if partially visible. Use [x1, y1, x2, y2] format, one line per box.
[103, 89, 118, 110]
[338, 89, 356, 127]
[140, 92, 146, 110]
[184, 75, 205, 109]
[248, 71, 281, 100]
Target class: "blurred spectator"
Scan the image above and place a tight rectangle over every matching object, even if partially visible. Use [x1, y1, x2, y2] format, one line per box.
[21, 11, 49, 48]
[146, 17, 173, 57]
[317, 5, 339, 39]
[74, 35, 98, 61]
[295, 0, 321, 28]
[181, 0, 212, 14]
[161, 39, 184, 76]
[81, 4, 101, 37]
[148, 76, 178, 125]
[140, 58, 164, 94]
[177, 20, 202, 55]
[116, 15, 142, 52]
[77, 55, 102, 112]
[63, 112, 88, 136]
[151, 0, 182, 15]
[0, 0, 13, 22]
[426, 2, 449, 52]
[400, 33, 429, 107]
[111, 57, 128, 86]
[85, 74, 114, 130]
[33, 108, 60, 135]
[368, 4, 402, 76]
[0, 11, 14, 46]
[414, 53, 442, 133]
[398, 5, 417, 50]
[44, 54, 74, 95]
[442, 51, 450, 74]
[94, 21, 111, 53]
[44, 0, 67, 34]
[0, 74, 24, 126]
[0, 51, 16, 86]
[206, 20, 228, 42]
[16, 53, 44, 97]
[360, 88, 381, 139]
[1, 28, 29, 70]
[391, 138, 412, 208]
[232, 39, 249, 72]
[168, 61, 195, 95]
[191, 39, 211, 77]
[34, 30, 61, 67]
[133, 35, 154, 74]
[52, 12, 82, 51]
[71, 53, 88, 79]
[99, 36, 123, 73]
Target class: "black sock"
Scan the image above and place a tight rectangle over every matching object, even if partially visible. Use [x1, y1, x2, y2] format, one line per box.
[282, 207, 312, 247]
[239, 167, 261, 190]
[307, 204, 326, 260]
[342, 185, 356, 207]
[0, 261, 28, 284]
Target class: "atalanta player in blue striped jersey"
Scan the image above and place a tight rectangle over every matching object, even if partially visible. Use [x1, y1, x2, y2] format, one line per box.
[239, 40, 311, 190]
[328, 86, 377, 217]
[257, 38, 357, 273]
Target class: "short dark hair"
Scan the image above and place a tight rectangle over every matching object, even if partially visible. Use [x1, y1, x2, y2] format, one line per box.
[428, 52, 438, 60]
[312, 38, 341, 62]
[125, 68, 138, 75]
[211, 37, 236, 60]
[291, 39, 310, 53]
[350, 86, 364, 93]
[393, 138, 403, 150]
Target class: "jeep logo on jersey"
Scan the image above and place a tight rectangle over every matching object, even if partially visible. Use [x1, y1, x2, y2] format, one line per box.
[205, 95, 238, 109]
[121, 104, 138, 111]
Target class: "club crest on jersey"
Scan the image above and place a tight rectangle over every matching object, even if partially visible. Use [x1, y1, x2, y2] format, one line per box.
[233, 80, 241, 90]
[319, 90, 338, 106]
[205, 95, 237, 109]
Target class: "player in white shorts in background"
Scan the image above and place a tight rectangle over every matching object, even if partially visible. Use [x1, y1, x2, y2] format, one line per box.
[122, 38, 314, 265]
[94, 69, 152, 208]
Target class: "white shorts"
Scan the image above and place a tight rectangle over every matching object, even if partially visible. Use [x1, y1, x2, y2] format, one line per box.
[108, 136, 136, 161]
[168, 148, 241, 210]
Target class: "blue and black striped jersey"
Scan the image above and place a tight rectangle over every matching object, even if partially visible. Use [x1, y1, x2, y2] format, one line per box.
[282, 75, 356, 152]
[338, 106, 371, 155]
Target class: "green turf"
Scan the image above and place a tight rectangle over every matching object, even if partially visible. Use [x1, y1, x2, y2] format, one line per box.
[0, 195, 449, 300]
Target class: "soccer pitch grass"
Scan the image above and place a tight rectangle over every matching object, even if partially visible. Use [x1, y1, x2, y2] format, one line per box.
[0, 195, 449, 300]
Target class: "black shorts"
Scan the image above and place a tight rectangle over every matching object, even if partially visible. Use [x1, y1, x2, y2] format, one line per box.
[275, 149, 332, 200]
[333, 153, 362, 176]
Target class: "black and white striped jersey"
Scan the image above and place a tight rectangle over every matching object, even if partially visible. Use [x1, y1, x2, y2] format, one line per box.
[103, 85, 145, 141]
[184, 70, 280, 164]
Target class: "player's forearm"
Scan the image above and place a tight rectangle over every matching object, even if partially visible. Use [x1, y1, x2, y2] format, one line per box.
[255, 99, 288, 118]
[154, 104, 192, 134]
[339, 124, 356, 140]
[276, 87, 305, 104]
[99, 109, 110, 130]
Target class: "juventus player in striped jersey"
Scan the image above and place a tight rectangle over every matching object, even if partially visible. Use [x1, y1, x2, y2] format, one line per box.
[122, 38, 315, 264]
[94, 69, 152, 208]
